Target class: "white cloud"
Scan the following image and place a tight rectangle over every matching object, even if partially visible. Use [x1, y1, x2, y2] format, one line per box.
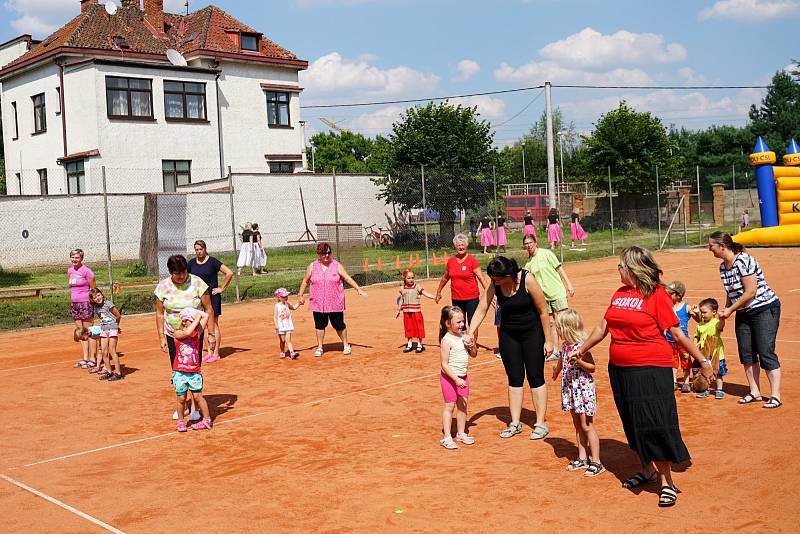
[446, 95, 505, 121]
[453, 59, 480, 82]
[346, 105, 406, 135]
[539, 27, 686, 68]
[294, 0, 383, 7]
[494, 60, 654, 85]
[4, 0, 191, 36]
[698, 0, 800, 21]
[300, 52, 439, 103]
[677, 67, 707, 85]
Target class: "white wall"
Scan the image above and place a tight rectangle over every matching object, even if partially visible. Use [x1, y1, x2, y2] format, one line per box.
[0, 174, 391, 270]
[0, 39, 31, 71]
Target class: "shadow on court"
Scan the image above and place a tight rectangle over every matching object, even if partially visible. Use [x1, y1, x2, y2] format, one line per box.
[218, 346, 250, 359]
[205, 393, 238, 417]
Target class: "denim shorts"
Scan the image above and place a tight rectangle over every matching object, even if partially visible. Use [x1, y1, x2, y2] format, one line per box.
[734, 300, 781, 370]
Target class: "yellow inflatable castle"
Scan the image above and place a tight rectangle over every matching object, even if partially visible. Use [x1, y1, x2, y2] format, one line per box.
[734, 137, 800, 247]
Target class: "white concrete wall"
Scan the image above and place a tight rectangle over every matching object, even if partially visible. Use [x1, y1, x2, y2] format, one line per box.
[0, 174, 391, 270]
[0, 38, 31, 71]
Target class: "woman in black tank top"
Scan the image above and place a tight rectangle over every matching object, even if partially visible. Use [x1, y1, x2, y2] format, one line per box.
[468, 256, 554, 440]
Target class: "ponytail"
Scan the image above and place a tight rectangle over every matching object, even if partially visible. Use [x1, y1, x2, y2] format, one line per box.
[709, 231, 744, 254]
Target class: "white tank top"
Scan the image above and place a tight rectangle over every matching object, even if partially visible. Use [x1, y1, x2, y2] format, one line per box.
[444, 332, 469, 376]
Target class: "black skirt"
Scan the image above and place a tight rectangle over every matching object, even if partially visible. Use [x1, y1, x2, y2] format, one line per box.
[608, 363, 690, 465]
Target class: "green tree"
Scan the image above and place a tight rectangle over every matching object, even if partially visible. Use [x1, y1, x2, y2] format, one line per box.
[374, 102, 496, 242]
[749, 68, 800, 155]
[306, 131, 386, 174]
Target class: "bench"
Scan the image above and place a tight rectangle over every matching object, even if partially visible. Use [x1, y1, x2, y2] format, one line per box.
[112, 280, 158, 294]
[0, 286, 58, 300]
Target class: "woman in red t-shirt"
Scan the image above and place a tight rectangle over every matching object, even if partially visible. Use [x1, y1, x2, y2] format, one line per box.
[435, 233, 487, 326]
[577, 246, 713, 508]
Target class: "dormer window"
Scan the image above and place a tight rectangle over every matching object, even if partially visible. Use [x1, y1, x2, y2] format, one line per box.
[113, 36, 130, 49]
[241, 33, 259, 52]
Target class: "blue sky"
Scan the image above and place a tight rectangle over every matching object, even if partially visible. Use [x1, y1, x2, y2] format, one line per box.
[2, 0, 799, 145]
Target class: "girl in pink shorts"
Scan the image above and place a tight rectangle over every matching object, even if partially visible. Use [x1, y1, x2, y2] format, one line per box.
[438, 306, 478, 449]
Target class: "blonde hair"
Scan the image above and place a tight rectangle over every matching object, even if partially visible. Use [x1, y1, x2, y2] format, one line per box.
[619, 246, 663, 298]
[555, 309, 586, 344]
[73, 326, 89, 342]
[439, 305, 464, 341]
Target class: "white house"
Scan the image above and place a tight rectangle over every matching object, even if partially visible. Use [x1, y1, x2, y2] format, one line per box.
[0, 0, 309, 195]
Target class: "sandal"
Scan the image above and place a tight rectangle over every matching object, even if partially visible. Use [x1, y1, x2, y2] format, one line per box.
[738, 393, 763, 404]
[313, 347, 324, 357]
[622, 471, 657, 489]
[89, 366, 106, 374]
[566, 459, 588, 471]
[584, 462, 605, 477]
[73, 359, 90, 368]
[440, 437, 458, 450]
[658, 486, 678, 508]
[762, 396, 782, 409]
[529, 423, 549, 440]
[342, 345, 352, 356]
[80, 360, 96, 369]
[455, 433, 475, 445]
[499, 422, 523, 439]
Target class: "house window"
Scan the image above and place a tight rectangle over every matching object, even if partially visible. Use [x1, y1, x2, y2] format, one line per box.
[32, 93, 46, 133]
[15, 173, 22, 194]
[162, 160, 191, 192]
[106, 76, 153, 119]
[241, 33, 259, 51]
[164, 81, 207, 120]
[269, 162, 294, 173]
[11, 102, 19, 139]
[265, 91, 290, 126]
[38, 169, 48, 195]
[55, 87, 61, 115]
[66, 160, 85, 194]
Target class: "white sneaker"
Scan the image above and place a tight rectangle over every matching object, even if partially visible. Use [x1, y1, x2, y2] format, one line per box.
[171, 408, 191, 420]
[495, 352, 502, 359]
[545, 352, 560, 362]
[189, 410, 202, 422]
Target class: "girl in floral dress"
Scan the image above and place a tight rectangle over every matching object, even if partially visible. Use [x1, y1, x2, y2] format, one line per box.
[551, 309, 603, 477]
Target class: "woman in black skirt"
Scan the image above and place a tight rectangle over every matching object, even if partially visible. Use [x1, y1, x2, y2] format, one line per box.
[576, 246, 713, 507]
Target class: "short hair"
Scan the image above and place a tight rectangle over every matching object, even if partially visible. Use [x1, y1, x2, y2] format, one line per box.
[453, 233, 469, 246]
[69, 248, 84, 259]
[252, 223, 259, 231]
[487, 256, 520, 279]
[523, 233, 537, 244]
[316, 242, 332, 255]
[698, 297, 719, 312]
[193, 240, 207, 251]
[167, 254, 188, 273]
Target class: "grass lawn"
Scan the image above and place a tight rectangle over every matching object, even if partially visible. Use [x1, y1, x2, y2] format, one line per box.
[0, 225, 719, 330]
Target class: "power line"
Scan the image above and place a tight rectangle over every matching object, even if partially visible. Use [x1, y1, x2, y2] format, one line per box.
[492, 89, 544, 127]
[300, 83, 767, 110]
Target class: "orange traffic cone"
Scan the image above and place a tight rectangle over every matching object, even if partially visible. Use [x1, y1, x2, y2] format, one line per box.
[363, 259, 369, 271]
[432, 252, 438, 265]
[408, 255, 414, 268]
[415, 253, 421, 267]
[395, 256, 401, 269]
[442, 251, 449, 262]
[376, 257, 383, 270]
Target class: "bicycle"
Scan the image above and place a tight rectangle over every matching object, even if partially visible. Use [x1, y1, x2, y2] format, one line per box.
[363, 224, 394, 248]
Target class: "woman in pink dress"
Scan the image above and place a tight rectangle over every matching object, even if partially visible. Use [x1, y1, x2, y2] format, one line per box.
[479, 215, 495, 254]
[569, 208, 587, 247]
[547, 208, 563, 249]
[496, 211, 508, 253]
[523, 210, 537, 238]
[298, 242, 367, 357]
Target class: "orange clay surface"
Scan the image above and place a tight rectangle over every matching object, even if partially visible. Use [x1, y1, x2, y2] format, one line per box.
[0, 248, 798, 533]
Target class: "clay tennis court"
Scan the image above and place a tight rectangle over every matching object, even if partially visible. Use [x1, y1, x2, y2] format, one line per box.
[0, 248, 797, 532]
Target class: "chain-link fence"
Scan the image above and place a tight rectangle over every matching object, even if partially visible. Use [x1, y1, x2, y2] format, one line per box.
[0, 163, 744, 328]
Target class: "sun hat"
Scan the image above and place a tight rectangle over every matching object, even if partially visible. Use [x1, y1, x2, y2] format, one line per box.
[274, 287, 290, 298]
[665, 281, 686, 297]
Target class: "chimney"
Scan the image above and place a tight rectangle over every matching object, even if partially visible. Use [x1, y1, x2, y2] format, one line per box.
[144, 0, 165, 33]
[80, 0, 93, 13]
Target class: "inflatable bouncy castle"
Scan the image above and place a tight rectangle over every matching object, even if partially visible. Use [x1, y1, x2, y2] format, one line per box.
[734, 137, 800, 247]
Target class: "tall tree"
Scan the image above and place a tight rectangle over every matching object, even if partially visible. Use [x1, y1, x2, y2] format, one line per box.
[373, 102, 496, 242]
[749, 68, 800, 154]
[306, 131, 388, 174]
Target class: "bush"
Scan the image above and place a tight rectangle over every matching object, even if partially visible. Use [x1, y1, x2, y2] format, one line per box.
[126, 261, 148, 277]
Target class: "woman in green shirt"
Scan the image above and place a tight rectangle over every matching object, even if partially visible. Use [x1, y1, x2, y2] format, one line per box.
[523, 233, 574, 361]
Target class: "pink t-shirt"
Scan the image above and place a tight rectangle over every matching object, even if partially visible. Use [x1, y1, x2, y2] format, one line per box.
[309, 260, 345, 313]
[67, 265, 95, 303]
[173, 330, 201, 373]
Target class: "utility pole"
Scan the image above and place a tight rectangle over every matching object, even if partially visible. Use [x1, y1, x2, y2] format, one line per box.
[545, 81, 556, 208]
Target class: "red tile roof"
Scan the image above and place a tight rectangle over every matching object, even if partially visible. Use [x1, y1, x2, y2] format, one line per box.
[1, 3, 305, 76]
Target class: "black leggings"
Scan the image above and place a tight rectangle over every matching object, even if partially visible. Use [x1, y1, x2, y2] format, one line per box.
[499, 326, 545, 388]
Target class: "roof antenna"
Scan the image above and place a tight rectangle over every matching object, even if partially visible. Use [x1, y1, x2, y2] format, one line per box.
[184, 1, 189, 15]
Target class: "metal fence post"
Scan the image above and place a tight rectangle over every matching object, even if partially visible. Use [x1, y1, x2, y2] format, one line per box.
[332, 168, 340, 261]
[683, 194, 689, 246]
[493, 166, 500, 255]
[608, 166, 615, 255]
[101, 166, 113, 291]
[696, 165, 702, 242]
[227, 166, 240, 302]
[732, 163, 737, 233]
[655, 166, 662, 246]
[421, 165, 430, 279]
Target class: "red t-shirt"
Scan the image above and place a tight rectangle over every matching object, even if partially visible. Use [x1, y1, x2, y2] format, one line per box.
[604, 285, 678, 367]
[446, 254, 481, 300]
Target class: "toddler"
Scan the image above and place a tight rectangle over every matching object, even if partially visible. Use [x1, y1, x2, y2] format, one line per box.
[438, 306, 477, 450]
[690, 298, 727, 399]
[172, 308, 212, 432]
[552, 309, 603, 477]
[274, 287, 302, 359]
[395, 269, 435, 353]
[665, 281, 693, 392]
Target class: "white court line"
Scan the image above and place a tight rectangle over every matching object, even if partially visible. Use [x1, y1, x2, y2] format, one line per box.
[23, 359, 498, 468]
[790, 289, 800, 293]
[0, 474, 125, 534]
